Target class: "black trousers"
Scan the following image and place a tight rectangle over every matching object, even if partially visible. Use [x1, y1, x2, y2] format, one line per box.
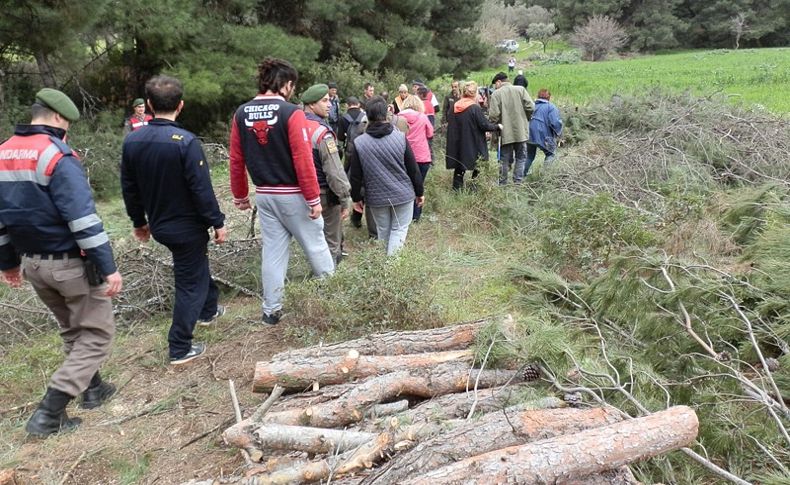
[162, 232, 218, 359]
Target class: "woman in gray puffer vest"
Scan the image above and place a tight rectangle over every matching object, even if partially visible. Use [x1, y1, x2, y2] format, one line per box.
[348, 96, 425, 255]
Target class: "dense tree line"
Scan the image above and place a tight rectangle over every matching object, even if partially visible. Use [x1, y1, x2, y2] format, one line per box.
[527, 0, 790, 50]
[0, 0, 486, 132]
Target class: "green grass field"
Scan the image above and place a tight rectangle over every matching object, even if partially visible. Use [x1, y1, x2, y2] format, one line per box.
[467, 46, 790, 113]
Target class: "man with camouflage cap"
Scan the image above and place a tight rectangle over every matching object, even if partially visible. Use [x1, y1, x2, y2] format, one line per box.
[0, 88, 123, 438]
[123, 98, 153, 135]
[302, 84, 351, 263]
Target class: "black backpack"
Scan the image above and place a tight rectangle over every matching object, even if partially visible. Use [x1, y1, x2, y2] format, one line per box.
[343, 111, 368, 149]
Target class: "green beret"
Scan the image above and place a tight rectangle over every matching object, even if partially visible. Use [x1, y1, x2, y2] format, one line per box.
[301, 84, 329, 105]
[132, 98, 145, 107]
[35, 88, 80, 122]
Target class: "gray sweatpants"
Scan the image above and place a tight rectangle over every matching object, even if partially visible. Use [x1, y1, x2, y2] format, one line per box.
[22, 255, 115, 397]
[256, 194, 335, 316]
[369, 202, 414, 256]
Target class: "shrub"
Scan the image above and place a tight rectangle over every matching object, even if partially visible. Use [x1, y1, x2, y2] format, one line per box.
[538, 192, 657, 270]
[68, 111, 126, 200]
[284, 246, 446, 344]
[571, 15, 628, 61]
[527, 49, 581, 65]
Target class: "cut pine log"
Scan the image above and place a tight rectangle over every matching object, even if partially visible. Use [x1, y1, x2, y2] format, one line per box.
[251, 424, 376, 454]
[565, 466, 643, 484]
[224, 363, 523, 447]
[366, 406, 622, 484]
[393, 384, 564, 426]
[253, 349, 473, 392]
[404, 406, 698, 485]
[252, 423, 441, 485]
[270, 318, 501, 362]
[0, 469, 17, 485]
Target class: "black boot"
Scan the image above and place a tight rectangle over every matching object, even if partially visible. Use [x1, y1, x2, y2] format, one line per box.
[25, 388, 81, 438]
[81, 372, 116, 409]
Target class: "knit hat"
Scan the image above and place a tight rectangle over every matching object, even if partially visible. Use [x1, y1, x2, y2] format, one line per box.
[132, 98, 145, 107]
[411, 79, 425, 86]
[35, 88, 80, 122]
[327, 82, 338, 89]
[301, 84, 329, 104]
[491, 72, 508, 85]
[346, 96, 361, 106]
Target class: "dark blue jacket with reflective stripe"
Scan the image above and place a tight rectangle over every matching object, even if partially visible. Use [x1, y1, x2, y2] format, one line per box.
[0, 124, 117, 275]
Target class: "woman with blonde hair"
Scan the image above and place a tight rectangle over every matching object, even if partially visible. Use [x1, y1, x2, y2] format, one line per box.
[399, 95, 433, 221]
[445, 80, 500, 190]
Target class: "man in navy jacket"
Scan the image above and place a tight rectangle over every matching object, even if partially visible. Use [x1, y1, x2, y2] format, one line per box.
[121, 75, 226, 365]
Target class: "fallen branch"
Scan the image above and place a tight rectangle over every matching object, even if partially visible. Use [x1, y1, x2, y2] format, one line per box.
[251, 384, 285, 423]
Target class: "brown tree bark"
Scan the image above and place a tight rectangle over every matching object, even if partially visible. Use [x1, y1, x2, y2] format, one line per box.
[250, 424, 376, 454]
[224, 363, 523, 445]
[253, 349, 473, 392]
[404, 406, 698, 485]
[394, 384, 563, 426]
[0, 469, 17, 485]
[270, 318, 497, 362]
[366, 406, 622, 484]
[248, 423, 442, 485]
[564, 466, 643, 484]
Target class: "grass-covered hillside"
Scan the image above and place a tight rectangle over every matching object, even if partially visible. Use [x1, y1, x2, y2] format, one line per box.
[461, 45, 790, 114]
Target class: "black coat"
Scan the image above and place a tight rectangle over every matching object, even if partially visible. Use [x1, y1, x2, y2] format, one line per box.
[445, 102, 499, 170]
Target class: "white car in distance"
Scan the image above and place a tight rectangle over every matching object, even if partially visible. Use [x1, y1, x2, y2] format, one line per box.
[497, 39, 519, 53]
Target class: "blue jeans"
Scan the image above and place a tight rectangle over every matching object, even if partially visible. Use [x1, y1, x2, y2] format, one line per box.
[370, 202, 414, 256]
[413, 163, 431, 221]
[525, 143, 555, 176]
[499, 141, 528, 184]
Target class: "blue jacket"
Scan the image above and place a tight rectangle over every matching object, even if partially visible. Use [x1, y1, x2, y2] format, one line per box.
[121, 119, 224, 244]
[528, 99, 563, 151]
[0, 125, 117, 275]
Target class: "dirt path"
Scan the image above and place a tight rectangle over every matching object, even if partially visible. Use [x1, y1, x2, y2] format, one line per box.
[6, 297, 293, 485]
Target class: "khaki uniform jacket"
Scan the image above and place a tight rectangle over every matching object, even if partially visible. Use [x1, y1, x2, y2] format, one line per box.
[318, 136, 351, 207]
[488, 82, 535, 145]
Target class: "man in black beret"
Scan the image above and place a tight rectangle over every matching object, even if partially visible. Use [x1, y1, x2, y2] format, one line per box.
[0, 88, 123, 437]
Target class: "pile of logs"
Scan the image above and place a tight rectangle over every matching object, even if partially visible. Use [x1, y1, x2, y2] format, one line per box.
[209, 317, 698, 484]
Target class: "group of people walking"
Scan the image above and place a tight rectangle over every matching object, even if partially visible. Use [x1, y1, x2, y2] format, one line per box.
[0, 55, 561, 440]
[445, 70, 562, 190]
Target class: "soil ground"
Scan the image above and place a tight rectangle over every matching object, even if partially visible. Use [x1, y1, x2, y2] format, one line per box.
[2, 296, 293, 485]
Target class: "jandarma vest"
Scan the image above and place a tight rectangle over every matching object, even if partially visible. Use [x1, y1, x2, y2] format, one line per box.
[0, 133, 65, 185]
[128, 115, 152, 131]
[353, 131, 415, 208]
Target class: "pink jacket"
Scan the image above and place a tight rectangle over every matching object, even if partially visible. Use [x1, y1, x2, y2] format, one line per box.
[399, 109, 434, 163]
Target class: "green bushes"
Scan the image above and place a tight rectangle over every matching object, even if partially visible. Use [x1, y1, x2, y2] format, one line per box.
[538, 192, 657, 270]
[526, 49, 581, 65]
[284, 245, 446, 344]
